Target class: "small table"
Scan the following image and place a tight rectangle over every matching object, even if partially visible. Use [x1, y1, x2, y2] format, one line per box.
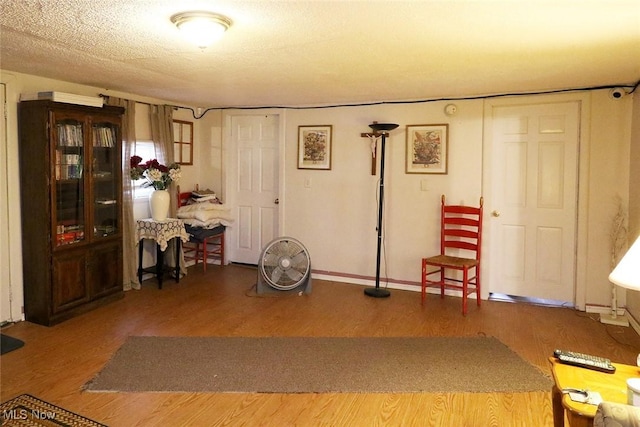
[549, 356, 639, 426]
[136, 218, 189, 289]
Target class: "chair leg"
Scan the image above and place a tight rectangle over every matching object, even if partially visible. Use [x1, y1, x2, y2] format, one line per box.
[476, 265, 481, 307]
[462, 267, 468, 316]
[421, 259, 427, 305]
[220, 233, 225, 266]
[202, 238, 208, 272]
[440, 268, 445, 299]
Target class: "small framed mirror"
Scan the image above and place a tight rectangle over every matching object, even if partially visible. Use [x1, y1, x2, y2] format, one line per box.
[173, 120, 193, 165]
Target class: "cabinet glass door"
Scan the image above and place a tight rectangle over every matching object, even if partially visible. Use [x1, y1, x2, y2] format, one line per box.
[53, 117, 86, 247]
[92, 121, 120, 239]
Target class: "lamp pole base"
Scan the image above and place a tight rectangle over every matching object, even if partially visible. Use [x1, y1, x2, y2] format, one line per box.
[364, 288, 390, 298]
[600, 312, 629, 327]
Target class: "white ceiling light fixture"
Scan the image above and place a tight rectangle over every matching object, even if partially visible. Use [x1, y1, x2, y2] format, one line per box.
[171, 11, 232, 49]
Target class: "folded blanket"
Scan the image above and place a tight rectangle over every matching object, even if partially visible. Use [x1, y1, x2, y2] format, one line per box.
[181, 218, 233, 229]
[192, 194, 218, 202]
[177, 203, 234, 224]
[185, 224, 226, 241]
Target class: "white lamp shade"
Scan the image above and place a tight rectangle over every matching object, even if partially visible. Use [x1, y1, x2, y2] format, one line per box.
[609, 235, 640, 290]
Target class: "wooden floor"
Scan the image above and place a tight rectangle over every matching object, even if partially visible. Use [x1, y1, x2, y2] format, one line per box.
[2, 264, 640, 426]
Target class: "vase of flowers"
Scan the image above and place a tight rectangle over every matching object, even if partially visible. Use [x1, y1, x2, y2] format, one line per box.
[130, 156, 181, 221]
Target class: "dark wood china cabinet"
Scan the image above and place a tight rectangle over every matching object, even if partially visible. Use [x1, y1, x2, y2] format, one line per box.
[18, 100, 124, 325]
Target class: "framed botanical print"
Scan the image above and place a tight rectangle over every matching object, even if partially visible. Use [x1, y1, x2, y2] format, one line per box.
[298, 125, 332, 170]
[406, 124, 448, 174]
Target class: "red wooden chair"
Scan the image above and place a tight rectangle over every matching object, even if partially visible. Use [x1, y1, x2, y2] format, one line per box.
[421, 195, 484, 315]
[177, 186, 225, 271]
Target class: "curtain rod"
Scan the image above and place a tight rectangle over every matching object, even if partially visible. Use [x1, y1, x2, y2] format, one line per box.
[99, 93, 182, 110]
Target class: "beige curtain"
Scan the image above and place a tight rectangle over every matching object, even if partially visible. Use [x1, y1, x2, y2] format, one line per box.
[149, 105, 186, 275]
[106, 96, 140, 291]
[149, 105, 177, 216]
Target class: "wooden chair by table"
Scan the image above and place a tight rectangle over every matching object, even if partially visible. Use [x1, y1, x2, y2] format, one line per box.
[176, 186, 225, 271]
[421, 195, 483, 315]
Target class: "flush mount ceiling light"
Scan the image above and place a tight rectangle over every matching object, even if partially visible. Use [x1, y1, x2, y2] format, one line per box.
[171, 11, 232, 48]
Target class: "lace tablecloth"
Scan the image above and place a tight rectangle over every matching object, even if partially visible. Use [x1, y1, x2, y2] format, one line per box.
[135, 218, 189, 251]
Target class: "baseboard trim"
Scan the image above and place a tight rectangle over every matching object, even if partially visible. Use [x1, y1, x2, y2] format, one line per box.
[585, 304, 626, 316]
[585, 304, 640, 336]
[628, 311, 640, 336]
[310, 270, 473, 298]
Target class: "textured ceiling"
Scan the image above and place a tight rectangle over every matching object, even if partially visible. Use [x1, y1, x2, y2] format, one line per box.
[1, 0, 639, 108]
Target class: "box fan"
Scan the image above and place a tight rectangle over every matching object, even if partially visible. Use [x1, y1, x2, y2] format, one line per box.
[256, 237, 312, 295]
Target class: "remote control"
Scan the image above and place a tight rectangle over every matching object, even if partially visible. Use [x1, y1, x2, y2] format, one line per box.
[554, 349, 616, 373]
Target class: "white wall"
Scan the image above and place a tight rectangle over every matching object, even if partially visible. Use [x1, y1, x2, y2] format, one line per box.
[279, 93, 632, 312]
[283, 101, 484, 286]
[195, 110, 224, 198]
[0, 80, 21, 323]
[0, 68, 633, 323]
[623, 89, 640, 321]
[584, 91, 634, 308]
[163, 108, 224, 198]
[1, 72, 26, 323]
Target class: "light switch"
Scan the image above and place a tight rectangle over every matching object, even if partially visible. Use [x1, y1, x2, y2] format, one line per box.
[304, 177, 312, 188]
[421, 179, 429, 191]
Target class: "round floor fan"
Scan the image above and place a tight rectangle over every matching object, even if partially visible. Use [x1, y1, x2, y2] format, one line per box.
[256, 237, 312, 295]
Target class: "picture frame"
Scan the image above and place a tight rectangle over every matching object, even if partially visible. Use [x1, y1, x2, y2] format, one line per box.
[298, 125, 332, 170]
[406, 124, 448, 174]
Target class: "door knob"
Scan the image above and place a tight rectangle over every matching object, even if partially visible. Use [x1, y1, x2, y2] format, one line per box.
[274, 198, 279, 205]
[492, 210, 500, 217]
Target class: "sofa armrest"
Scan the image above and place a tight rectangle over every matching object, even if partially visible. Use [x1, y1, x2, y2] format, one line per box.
[595, 402, 640, 427]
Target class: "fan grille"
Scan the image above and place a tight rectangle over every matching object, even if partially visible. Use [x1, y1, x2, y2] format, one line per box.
[260, 238, 310, 290]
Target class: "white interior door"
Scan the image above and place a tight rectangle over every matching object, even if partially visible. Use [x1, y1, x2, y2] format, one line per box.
[227, 115, 279, 264]
[487, 101, 580, 303]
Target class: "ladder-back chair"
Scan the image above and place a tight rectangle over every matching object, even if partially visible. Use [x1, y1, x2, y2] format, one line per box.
[421, 195, 484, 315]
[176, 186, 225, 271]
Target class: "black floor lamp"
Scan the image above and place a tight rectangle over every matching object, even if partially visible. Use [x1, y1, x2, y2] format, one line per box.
[363, 122, 399, 298]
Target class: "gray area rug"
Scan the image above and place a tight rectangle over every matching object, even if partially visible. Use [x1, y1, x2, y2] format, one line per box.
[85, 336, 552, 393]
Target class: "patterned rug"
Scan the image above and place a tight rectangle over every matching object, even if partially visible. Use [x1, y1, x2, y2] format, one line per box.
[0, 394, 106, 427]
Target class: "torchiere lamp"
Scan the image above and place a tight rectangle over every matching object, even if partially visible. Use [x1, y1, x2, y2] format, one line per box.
[363, 122, 399, 298]
[605, 235, 640, 325]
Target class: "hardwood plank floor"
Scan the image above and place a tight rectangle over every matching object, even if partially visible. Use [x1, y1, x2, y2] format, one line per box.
[2, 264, 640, 426]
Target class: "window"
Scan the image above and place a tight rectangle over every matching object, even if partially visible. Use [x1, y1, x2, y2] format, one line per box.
[132, 141, 156, 199]
[173, 120, 193, 165]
